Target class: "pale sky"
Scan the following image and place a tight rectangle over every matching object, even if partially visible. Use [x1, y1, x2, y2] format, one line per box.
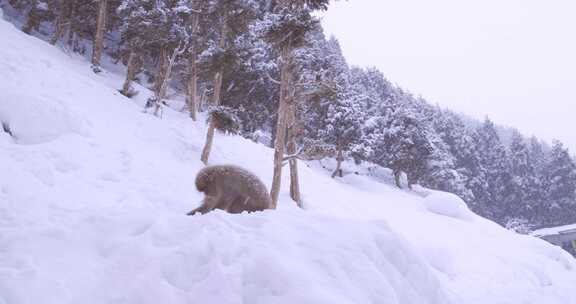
[320, 0, 576, 151]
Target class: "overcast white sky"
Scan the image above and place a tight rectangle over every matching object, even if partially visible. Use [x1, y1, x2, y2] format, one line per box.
[320, 0, 576, 151]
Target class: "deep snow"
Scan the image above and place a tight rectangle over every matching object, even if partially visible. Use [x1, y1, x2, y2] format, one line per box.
[1, 12, 576, 304]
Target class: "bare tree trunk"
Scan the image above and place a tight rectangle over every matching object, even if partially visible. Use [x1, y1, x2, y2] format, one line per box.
[66, 10, 75, 46]
[121, 50, 138, 97]
[200, 69, 222, 164]
[332, 148, 344, 178]
[186, 12, 200, 121]
[270, 44, 292, 208]
[22, 2, 39, 34]
[154, 46, 168, 97]
[91, 0, 108, 71]
[286, 101, 302, 206]
[394, 170, 402, 189]
[22, 17, 36, 34]
[66, 1, 78, 51]
[159, 50, 177, 101]
[186, 49, 198, 120]
[199, 88, 208, 112]
[200, 20, 227, 164]
[50, 1, 69, 45]
[152, 45, 182, 116]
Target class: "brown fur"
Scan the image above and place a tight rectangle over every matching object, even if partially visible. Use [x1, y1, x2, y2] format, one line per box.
[188, 165, 273, 215]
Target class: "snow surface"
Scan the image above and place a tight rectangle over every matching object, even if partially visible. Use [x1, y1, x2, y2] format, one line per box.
[2, 12, 576, 304]
[533, 223, 576, 237]
[422, 191, 474, 222]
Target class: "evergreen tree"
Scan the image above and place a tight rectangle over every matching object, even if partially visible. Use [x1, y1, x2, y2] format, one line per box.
[200, 0, 261, 164]
[543, 140, 576, 225]
[473, 118, 512, 221]
[261, 0, 329, 207]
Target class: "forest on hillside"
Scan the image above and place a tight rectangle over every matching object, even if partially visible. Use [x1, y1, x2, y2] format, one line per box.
[4, 0, 576, 231]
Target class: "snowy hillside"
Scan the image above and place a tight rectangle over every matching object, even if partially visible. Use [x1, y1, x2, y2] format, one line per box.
[1, 12, 576, 304]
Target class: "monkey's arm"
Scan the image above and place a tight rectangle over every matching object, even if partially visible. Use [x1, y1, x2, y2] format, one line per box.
[187, 205, 208, 216]
[187, 201, 212, 215]
[187, 196, 220, 216]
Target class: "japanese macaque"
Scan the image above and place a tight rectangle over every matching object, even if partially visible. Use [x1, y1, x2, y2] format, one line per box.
[188, 165, 273, 215]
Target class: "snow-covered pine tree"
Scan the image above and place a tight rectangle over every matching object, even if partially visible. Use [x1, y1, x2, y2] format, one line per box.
[119, 0, 193, 114]
[473, 118, 513, 221]
[260, 0, 329, 207]
[505, 130, 537, 223]
[200, 0, 260, 164]
[543, 140, 576, 226]
[17, 0, 53, 34]
[313, 57, 363, 177]
[424, 108, 475, 203]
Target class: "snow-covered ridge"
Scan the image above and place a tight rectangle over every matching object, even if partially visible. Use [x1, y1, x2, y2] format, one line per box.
[1, 12, 576, 303]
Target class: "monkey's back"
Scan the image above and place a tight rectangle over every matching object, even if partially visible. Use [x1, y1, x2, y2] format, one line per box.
[195, 165, 272, 211]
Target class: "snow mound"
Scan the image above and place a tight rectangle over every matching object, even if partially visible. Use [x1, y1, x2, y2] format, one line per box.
[0, 211, 450, 304]
[0, 93, 86, 144]
[423, 191, 474, 221]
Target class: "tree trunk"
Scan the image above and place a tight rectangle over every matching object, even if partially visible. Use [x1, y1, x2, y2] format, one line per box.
[146, 46, 166, 109]
[186, 12, 200, 120]
[200, 68, 222, 163]
[286, 101, 302, 206]
[394, 170, 402, 189]
[91, 0, 108, 71]
[22, 17, 36, 34]
[332, 148, 344, 178]
[200, 20, 227, 165]
[66, 0, 79, 49]
[50, 1, 69, 45]
[159, 49, 177, 101]
[154, 46, 168, 97]
[186, 48, 198, 121]
[152, 46, 181, 116]
[270, 44, 292, 208]
[22, 2, 39, 34]
[121, 50, 138, 97]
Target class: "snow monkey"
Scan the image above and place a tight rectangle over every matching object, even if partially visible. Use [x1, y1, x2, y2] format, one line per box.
[187, 165, 273, 215]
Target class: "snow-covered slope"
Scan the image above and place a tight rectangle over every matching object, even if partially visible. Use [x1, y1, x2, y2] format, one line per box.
[1, 13, 576, 304]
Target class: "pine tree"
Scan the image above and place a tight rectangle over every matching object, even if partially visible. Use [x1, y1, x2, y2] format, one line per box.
[426, 109, 476, 203]
[19, 0, 53, 34]
[261, 0, 329, 207]
[200, 0, 261, 164]
[473, 118, 512, 221]
[320, 76, 362, 178]
[543, 140, 576, 225]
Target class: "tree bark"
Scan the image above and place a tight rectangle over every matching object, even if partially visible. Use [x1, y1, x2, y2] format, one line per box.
[394, 170, 403, 189]
[332, 148, 344, 178]
[22, 17, 36, 34]
[200, 19, 227, 164]
[270, 44, 292, 208]
[121, 50, 138, 97]
[50, 1, 69, 45]
[186, 50, 198, 120]
[286, 101, 302, 206]
[154, 46, 168, 97]
[91, 0, 108, 71]
[186, 11, 200, 121]
[152, 45, 182, 116]
[22, 2, 39, 34]
[159, 48, 177, 101]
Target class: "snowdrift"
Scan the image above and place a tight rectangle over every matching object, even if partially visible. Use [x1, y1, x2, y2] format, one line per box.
[1, 12, 576, 304]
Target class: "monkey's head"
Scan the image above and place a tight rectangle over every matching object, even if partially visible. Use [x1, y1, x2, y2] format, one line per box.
[195, 167, 219, 195]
